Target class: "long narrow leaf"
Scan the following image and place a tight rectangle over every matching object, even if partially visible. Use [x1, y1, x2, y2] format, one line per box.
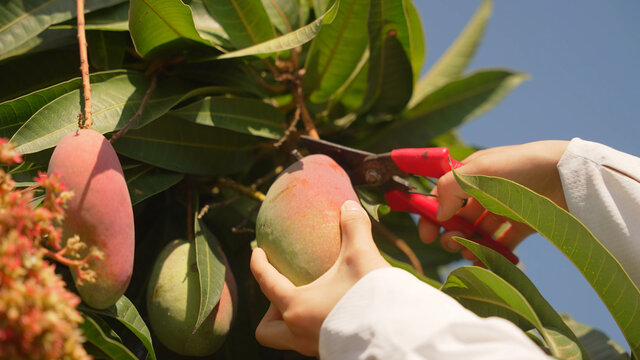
[455, 237, 590, 360]
[204, 0, 275, 49]
[169, 96, 286, 139]
[0, 70, 125, 139]
[303, 0, 369, 103]
[408, 0, 492, 107]
[129, 0, 217, 58]
[362, 70, 528, 152]
[112, 116, 258, 176]
[0, 0, 124, 58]
[79, 313, 138, 360]
[193, 214, 226, 332]
[217, 0, 338, 59]
[359, 0, 412, 114]
[10, 71, 196, 154]
[125, 165, 184, 206]
[403, 0, 424, 81]
[452, 171, 640, 358]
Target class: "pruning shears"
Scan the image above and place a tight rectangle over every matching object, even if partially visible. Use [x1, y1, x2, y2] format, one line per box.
[298, 135, 519, 264]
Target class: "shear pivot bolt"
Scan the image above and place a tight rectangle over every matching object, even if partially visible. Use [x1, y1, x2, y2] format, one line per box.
[365, 168, 382, 184]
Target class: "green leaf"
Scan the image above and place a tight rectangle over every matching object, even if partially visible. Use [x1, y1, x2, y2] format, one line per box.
[303, 0, 370, 103]
[408, 0, 492, 108]
[51, 2, 130, 31]
[187, 0, 232, 49]
[454, 237, 590, 360]
[561, 314, 630, 360]
[112, 116, 258, 176]
[203, 0, 275, 49]
[193, 213, 227, 332]
[452, 171, 640, 358]
[124, 165, 184, 206]
[403, 0, 424, 81]
[170, 96, 286, 139]
[360, 0, 413, 114]
[10, 71, 196, 154]
[87, 31, 127, 70]
[128, 0, 217, 59]
[442, 265, 579, 356]
[79, 313, 138, 360]
[0, 0, 124, 59]
[0, 70, 126, 139]
[262, 0, 300, 33]
[362, 70, 528, 151]
[355, 187, 390, 222]
[217, 1, 338, 59]
[80, 295, 156, 360]
[0, 28, 76, 61]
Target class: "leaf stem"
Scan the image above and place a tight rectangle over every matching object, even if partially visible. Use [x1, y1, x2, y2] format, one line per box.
[109, 73, 158, 143]
[76, 0, 92, 129]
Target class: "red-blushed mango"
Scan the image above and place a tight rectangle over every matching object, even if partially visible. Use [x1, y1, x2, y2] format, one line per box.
[47, 129, 134, 309]
[256, 154, 358, 286]
[147, 240, 237, 356]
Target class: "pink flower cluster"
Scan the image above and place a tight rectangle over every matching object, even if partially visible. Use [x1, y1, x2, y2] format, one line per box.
[0, 139, 91, 359]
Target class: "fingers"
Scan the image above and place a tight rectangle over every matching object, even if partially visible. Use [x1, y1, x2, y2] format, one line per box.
[250, 248, 295, 309]
[435, 171, 470, 222]
[255, 304, 296, 350]
[418, 216, 440, 244]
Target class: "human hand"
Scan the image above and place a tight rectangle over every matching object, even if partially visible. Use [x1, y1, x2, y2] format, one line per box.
[419, 140, 570, 260]
[250, 200, 390, 357]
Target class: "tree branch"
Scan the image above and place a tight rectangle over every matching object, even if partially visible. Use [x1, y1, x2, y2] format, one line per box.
[76, 0, 92, 129]
[109, 74, 158, 143]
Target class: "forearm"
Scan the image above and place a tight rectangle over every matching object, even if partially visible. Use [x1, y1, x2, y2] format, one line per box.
[557, 138, 640, 287]
[319, 267, 550, 360]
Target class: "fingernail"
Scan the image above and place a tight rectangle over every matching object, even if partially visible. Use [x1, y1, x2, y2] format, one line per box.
[342, 200, 361, 211]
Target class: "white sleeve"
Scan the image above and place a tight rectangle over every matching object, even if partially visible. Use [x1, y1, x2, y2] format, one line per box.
[318, 267, 550, 360]
[557, 138, 640, 288]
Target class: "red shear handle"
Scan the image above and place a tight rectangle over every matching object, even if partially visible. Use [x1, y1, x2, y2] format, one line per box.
[391, 148, 464, 178]
[384, 190, 519, 264]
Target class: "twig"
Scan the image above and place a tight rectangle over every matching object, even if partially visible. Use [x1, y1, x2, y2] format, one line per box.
[372, 221, 424, 275]
[197, 195, 241, 219]
[217, 178, 266, 202]
[292, 82, 319, 139]
[247, 66, 287, 93]
[76, 0, 92, 129]
[109, 73, 158, 143]
[274, 107, 301, 147]
[252, 165, 283, 189]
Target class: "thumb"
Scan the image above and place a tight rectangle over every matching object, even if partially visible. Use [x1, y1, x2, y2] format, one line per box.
[339, 200, 373, 250]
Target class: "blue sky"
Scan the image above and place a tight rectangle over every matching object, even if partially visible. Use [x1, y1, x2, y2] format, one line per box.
[415, 1, 640, 351]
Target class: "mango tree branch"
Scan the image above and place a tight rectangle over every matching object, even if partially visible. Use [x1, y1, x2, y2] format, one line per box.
[76, 0, 92, 129]
[371, 221, 424, 275]
[217, 178, 266, 202]
[109, 73, 158, 143]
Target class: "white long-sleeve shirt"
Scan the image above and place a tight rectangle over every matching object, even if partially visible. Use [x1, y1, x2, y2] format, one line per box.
[318, 138, 640, 359]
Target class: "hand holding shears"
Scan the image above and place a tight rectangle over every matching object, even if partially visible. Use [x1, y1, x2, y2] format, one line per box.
[299, 136, 520, 264]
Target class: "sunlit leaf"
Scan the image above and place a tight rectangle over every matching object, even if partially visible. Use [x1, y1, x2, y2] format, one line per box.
[0, 0, 124, 59]
[455, 237, 589, 359]
[203, 0, 275, 49]
[0, 70, 125, 139]
[51, 2, 130, 31]
[360, 0, 413, 114]
[262, 0, 300, 33]
[408, 0, 492, 107]
[169, 96, 286, 139]
[187, 0, 231, 49]
[403, 0, 424, 81]
[362, 70, 528, 151]
[217, 1, 337, 59]
[561, 314, 630, 360]
[453, 171, 640, 358]
[0, 29, 76, 61]
[303, 0, 369, 103]
[129, 0, 218, 58]
[10, 71, 196, 154]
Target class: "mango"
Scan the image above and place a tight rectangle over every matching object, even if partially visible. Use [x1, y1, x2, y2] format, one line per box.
[256, 154, 358, 286]
[147, 239, 237, 356]
[48, 129, 134, 309]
